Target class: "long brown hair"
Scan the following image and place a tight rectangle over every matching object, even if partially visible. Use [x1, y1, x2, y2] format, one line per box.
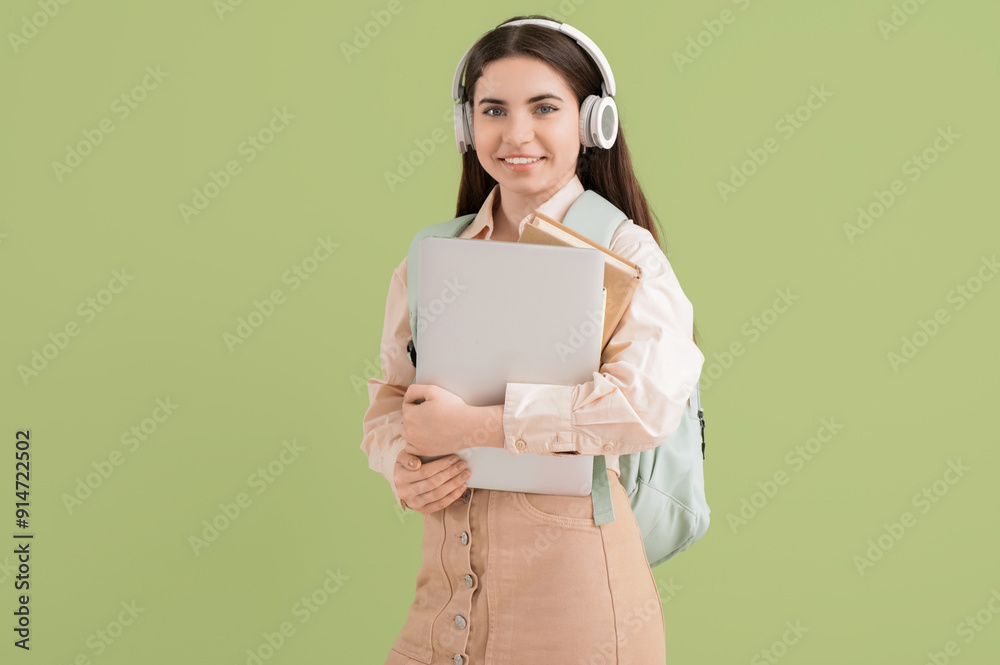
[454, 15, 700, 346]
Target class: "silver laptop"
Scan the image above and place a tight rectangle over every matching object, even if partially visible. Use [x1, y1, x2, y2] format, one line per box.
[415, 236, 606, 496]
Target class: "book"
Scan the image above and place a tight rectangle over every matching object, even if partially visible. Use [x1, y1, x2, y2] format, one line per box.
[518, 211, 642, 353]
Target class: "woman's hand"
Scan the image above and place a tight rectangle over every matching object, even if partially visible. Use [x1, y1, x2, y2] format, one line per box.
[401, 384, 479, 458]
[394, 452, 472, 515]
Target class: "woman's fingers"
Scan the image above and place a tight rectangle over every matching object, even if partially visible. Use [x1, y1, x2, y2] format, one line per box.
[417, 462, 471, 509]
[396, 454, 470, 514]
[418, 465, 472, 513]
[420, 483, 468, 514]
[399, 451, 422, 471]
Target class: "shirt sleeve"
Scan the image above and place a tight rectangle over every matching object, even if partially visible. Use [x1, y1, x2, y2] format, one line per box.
[360, 259, 414, 510]
[502, 223, 705, 457]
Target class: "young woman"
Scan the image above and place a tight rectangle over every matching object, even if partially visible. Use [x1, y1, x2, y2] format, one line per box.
[362, 15, 705, 665]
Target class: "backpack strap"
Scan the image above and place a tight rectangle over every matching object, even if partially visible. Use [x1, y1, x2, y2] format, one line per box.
[561, 190, 630, 526]
[563, 190, 631, 248]
[406, 214, 477, 365]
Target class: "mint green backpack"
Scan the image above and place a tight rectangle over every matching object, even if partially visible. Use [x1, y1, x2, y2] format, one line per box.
[403, 190, 709, 566]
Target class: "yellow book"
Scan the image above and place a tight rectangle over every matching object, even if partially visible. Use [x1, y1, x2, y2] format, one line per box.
[519, 211, 642, 353]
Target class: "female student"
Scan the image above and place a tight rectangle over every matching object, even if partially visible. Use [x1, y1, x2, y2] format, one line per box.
[361, 15, 705, 665]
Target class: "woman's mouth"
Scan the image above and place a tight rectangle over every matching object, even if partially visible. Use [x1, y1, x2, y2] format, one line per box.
[500, 156, 546, 171]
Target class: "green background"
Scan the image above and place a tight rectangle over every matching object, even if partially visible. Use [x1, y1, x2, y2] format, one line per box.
[2, 0, 998, 663]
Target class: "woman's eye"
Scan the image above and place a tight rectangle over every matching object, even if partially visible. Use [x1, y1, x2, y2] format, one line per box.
[482, 105, 558, 117]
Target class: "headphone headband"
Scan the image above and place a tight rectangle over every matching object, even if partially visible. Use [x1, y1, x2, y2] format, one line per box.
[451, 19, 616, 104]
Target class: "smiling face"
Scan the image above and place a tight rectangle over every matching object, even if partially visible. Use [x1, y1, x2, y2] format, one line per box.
[470, 55, 581, 200]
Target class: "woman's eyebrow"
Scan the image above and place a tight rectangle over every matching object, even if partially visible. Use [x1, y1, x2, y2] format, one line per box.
[477, 94, 564, 106]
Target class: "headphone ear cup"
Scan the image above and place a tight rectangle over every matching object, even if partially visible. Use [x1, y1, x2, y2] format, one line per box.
[578, 95, 599, 148]
[580, 95, 618, 150]
[465, 100, 476, 150]
[454, 100, 475, 153]
[593, 96, 618, 149]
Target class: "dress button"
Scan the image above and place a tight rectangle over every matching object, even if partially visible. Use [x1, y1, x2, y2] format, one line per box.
[455, 614, 467, 629]
[454, 654, 464, 665]
[460, 531, 469, 545]
[465, 574, 475, 588]
[461, 488, 472, 503]
[516, 438, 527, 449]
[603, 443, 614, 452]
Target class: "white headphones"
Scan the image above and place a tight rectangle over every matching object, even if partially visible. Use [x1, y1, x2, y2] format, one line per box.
[452, 18, 619, 154]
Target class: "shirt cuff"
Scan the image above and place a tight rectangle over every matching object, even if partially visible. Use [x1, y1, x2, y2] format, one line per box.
[502, 381, 582, 455]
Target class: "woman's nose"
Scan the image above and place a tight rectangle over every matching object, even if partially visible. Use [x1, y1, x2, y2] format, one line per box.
[503, 112, 534, 145]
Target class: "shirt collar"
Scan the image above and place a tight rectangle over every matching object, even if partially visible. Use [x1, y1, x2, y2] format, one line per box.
[459, 174, 586, 240]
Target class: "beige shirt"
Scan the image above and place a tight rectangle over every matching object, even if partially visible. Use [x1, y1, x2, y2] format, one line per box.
[362, 174, 705, 508]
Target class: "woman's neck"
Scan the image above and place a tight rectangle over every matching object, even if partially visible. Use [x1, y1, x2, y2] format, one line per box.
[491, 174, 574, 240]
[491, 195, 521, 241]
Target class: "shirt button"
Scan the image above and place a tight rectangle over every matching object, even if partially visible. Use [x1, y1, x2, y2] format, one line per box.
[454, 655, 464, 665]
[465, 574, 475, 588]
[603, 443, 614, 452]
[455, 614, 467, 629]
[460, 531, 469, 545]
[516, 438, 526, 449]
[461, 488, 472, 503]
